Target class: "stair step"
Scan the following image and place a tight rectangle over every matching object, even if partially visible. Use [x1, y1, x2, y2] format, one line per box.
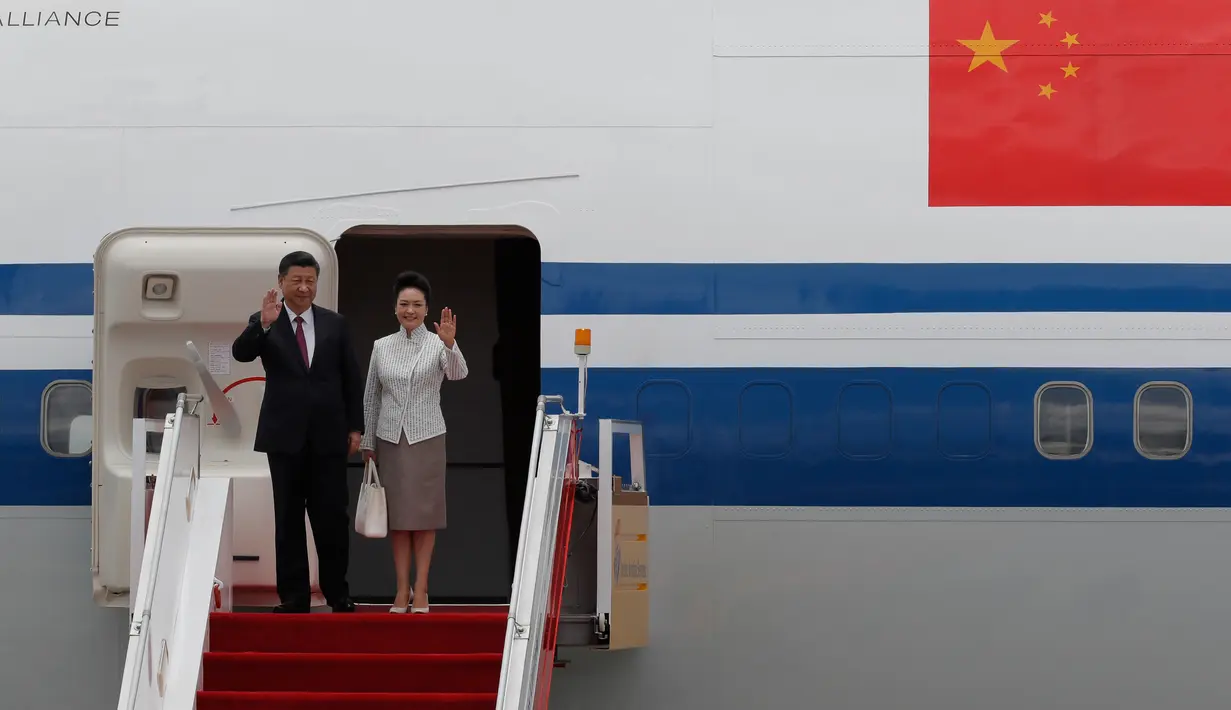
[208, 611, 507, 654]
[196, 690, 498, 710]
[202, 652, 503, 693]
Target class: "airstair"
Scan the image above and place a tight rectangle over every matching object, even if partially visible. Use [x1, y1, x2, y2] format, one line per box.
[114, 331, 650, 710]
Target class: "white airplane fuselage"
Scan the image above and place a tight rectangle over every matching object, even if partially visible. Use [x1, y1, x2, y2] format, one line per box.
[6, 2, 1231, 708]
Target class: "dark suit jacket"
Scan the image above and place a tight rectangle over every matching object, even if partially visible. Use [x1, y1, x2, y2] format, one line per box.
[231, 303, 364, 455]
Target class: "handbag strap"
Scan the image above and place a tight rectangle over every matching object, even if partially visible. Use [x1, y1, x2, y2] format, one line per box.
[364, 457, 382, 487]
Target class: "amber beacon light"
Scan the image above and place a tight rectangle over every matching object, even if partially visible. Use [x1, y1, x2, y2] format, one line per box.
[574, 328, 590, 417]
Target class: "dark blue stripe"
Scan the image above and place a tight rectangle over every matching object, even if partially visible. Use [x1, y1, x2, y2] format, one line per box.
[8, 366, 1231, 508]
[540, 366, 1231, 508]
[0, 369, 93, 506]
[14, 261, 1231, 316]
[541, 262, 1231, 315]
[0, 263, 93, 316]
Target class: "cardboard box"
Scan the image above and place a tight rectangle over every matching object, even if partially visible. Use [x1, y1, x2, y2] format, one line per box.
[609, 476, 649, 650]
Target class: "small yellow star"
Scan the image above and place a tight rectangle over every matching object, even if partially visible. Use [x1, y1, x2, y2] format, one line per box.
[1061, 62, 1080, 77]
[956, 21, 1020, 72]
[1039, 83, 1057, 99]
[1039, 11, 1057, 28]
[1061, 31, 1080, 48]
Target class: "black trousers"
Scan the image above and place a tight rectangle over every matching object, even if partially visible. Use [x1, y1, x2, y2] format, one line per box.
[267, 451, 351, 605]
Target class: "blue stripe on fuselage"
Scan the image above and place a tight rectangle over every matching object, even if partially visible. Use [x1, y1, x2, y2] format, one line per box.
[0, 263, 94, 316]
[546, 367, 1231, 508]
[0, 369, 94, 506]
[14, 262, 1231, 316]
[545, 263, 1231, 314]
[8, 366, 1231, 508]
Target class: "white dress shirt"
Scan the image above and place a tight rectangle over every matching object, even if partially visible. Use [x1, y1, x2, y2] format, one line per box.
[263, 303, 316, 366]
[361, 324, 468, 450]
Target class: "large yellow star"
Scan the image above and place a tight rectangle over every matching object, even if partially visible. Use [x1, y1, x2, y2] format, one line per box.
[1061, 62, 1080, 78]
[1061, 31, 1080, 48]
[1039, 11, 1057, 27]
[1039, 83, 1057, 99]
[957, 21, 1019, 72]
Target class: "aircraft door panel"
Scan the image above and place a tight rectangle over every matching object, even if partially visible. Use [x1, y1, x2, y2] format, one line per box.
[92, 227, 338, 607]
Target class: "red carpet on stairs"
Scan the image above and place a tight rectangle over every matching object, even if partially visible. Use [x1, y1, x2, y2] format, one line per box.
[197, 608, 509, 710]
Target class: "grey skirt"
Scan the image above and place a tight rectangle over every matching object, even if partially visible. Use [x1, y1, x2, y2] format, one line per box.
[375, 432, 447, 531]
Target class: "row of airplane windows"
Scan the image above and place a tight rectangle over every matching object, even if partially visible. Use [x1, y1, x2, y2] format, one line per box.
[35, 380, 1194, 462]
[636, 379, 1192, 461]
[1036, 381, 1191, 461]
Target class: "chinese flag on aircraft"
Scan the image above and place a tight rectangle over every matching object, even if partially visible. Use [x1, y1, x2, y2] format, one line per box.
[929, 1, 1231, 206]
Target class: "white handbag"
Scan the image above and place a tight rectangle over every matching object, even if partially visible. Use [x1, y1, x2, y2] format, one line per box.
[355, 457, 388, 539]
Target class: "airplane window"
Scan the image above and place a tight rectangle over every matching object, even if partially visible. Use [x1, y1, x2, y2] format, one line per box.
[1035, 383, 1092, 459]
[1135, 382, 1192, 460]
[41, 380, 93, 457]
[135, 386, 187, 454]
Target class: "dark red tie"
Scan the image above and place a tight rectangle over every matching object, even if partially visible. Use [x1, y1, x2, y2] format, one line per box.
[293, 316, 309, 368]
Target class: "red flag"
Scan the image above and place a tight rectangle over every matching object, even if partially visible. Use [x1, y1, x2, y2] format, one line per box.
[929, 1, 1231, 206]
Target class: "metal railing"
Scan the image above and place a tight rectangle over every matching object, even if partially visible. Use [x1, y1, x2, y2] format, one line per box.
[497, 399, 579, 709]
[117, 393, 203, 710]
[533, 419, 582, 706]
[497, 329, 592, 709]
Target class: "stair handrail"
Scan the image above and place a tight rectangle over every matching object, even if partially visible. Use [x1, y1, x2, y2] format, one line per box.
[498, 403, 575, 709]
[505, 395, 553, 629]
[117, 392, 202, 710]
[530, 420, 582, 707]
[497, 329, 591, 710]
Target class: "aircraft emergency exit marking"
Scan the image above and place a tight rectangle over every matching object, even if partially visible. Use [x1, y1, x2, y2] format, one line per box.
[958, 21, 1019, 72]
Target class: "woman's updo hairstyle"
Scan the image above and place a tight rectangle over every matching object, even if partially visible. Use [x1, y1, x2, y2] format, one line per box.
[393, 270, 432, 306]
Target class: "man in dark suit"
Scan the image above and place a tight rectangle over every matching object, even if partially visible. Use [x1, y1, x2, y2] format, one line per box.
[232, 251, 363, 613]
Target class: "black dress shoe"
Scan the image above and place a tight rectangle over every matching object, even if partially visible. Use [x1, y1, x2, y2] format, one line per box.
[329, 597, 356, 613]
[272, 602, 311, 614]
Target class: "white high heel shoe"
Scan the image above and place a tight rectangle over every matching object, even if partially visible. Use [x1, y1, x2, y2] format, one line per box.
[411, 592, 429, 614]
[389, 591, 413, 614]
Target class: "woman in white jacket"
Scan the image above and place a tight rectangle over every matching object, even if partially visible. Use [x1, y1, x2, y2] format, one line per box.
[360, 270, 468, 614]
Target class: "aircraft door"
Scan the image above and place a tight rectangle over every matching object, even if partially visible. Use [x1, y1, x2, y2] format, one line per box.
[92, 227, 339, 608]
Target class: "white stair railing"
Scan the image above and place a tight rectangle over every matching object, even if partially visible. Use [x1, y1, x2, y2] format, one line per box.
[497, 399, 580, 710]
[116, 393, 214, 710]
[496, 330, 591, 710]
[118, 393, 196, 708]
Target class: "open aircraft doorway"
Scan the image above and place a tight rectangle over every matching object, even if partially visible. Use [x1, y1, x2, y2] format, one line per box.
[335, 226, 541, 605]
